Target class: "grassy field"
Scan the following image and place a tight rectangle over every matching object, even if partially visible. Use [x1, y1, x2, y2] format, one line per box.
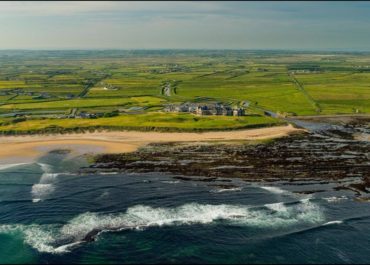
[293, 72, 370, 114]
[0, 112, 283, 134]
[0, 50, 368, 133]
[0, 96, 164, 111]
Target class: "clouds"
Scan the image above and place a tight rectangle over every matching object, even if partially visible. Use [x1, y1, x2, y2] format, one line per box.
[0, 1, 369, 50]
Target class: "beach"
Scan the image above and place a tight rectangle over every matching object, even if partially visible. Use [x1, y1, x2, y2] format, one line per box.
[0, 124, 303, 163]
[0, 116, 369, 264]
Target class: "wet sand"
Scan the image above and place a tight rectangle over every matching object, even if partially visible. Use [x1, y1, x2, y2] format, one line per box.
[0, 125, 303, 163]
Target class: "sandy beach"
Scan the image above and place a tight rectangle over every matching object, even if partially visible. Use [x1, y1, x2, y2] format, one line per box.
[0, 124, 303, 163]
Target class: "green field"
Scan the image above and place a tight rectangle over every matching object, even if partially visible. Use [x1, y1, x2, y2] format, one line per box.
[293, 72, 370, 114]
[0, 96, 164, 110]
[0, 112, 283, 134]
[0, 50, 368, 133]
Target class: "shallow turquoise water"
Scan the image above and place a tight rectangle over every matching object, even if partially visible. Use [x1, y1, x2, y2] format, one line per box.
[0, 151, 370, 264]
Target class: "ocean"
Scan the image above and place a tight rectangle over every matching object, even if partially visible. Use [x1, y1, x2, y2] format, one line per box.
[1, 148, 370, 264]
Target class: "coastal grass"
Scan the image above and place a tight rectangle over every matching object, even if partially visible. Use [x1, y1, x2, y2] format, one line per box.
[0, 112, 283, 134]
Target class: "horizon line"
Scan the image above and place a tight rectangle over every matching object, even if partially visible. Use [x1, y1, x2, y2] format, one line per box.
[0, 48, 370, 53]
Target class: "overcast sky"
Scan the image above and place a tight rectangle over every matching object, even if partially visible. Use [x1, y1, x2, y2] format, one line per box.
[1, 1, 370, 50]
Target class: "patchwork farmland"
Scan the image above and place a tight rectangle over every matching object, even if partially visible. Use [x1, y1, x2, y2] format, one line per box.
[0, 50, 369, 133]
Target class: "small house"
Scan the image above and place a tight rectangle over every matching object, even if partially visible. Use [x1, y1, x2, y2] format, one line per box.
[233, 108, 245, 116]
[196, 105, 213, 115]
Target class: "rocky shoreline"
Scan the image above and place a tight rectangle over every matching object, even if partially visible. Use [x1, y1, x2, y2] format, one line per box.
[86, 116, 369, 198]
[90, 135, 368, 178]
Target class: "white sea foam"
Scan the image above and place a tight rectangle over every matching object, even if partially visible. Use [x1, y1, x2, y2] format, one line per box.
[0, 223, 80, 254]
[97, 191, 110, 200]
[264, 202, 289, 213]
[322, 196, 348, 203]
[38, 163, 53, 173]
[260, 186, 287, 194]
[40, 173, 59, 184]
[0, 200, 324, 254]
[23, 225, 60, 253]
[52, 241, 83, 253]
[299, 198, 311, 203]
[31, 184, 55, 202]
[161, 180, 180, 184]
[31, 164, 60, 203]
[0, 224, 61, 254]
[323, 220, 343, 226]
[210, 187, 243, 193]
[0, 163, 29, 171]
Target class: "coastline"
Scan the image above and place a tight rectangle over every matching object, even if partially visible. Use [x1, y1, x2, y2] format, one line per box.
[0, 124, 304, 163]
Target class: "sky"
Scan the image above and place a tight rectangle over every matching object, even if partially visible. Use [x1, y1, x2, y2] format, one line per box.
[0, 1, 370, 50]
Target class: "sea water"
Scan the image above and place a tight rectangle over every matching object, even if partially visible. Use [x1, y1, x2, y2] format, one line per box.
[0, 151, 370, 264]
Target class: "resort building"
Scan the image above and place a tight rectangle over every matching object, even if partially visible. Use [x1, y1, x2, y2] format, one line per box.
[164, 102, 245, 116]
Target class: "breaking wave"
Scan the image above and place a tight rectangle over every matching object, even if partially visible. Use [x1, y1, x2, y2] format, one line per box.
[323, 220, 343, 226]
[322, 196, 348, 203]
[161, 180, 180, 184]
[31, 163, 60, 203]
[210, 187, 243, 193]
[264, 202, 289, 214]
[260, 186, 287, 194]
[31, 184, 56, 203]
[0, 200, 324, 254]
[0, 163, 30, 171]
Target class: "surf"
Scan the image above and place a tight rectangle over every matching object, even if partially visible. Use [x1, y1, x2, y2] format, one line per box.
[31, 163, 60, 203]
[0, 163, 30, 171]
[0, 200, 324, 254]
